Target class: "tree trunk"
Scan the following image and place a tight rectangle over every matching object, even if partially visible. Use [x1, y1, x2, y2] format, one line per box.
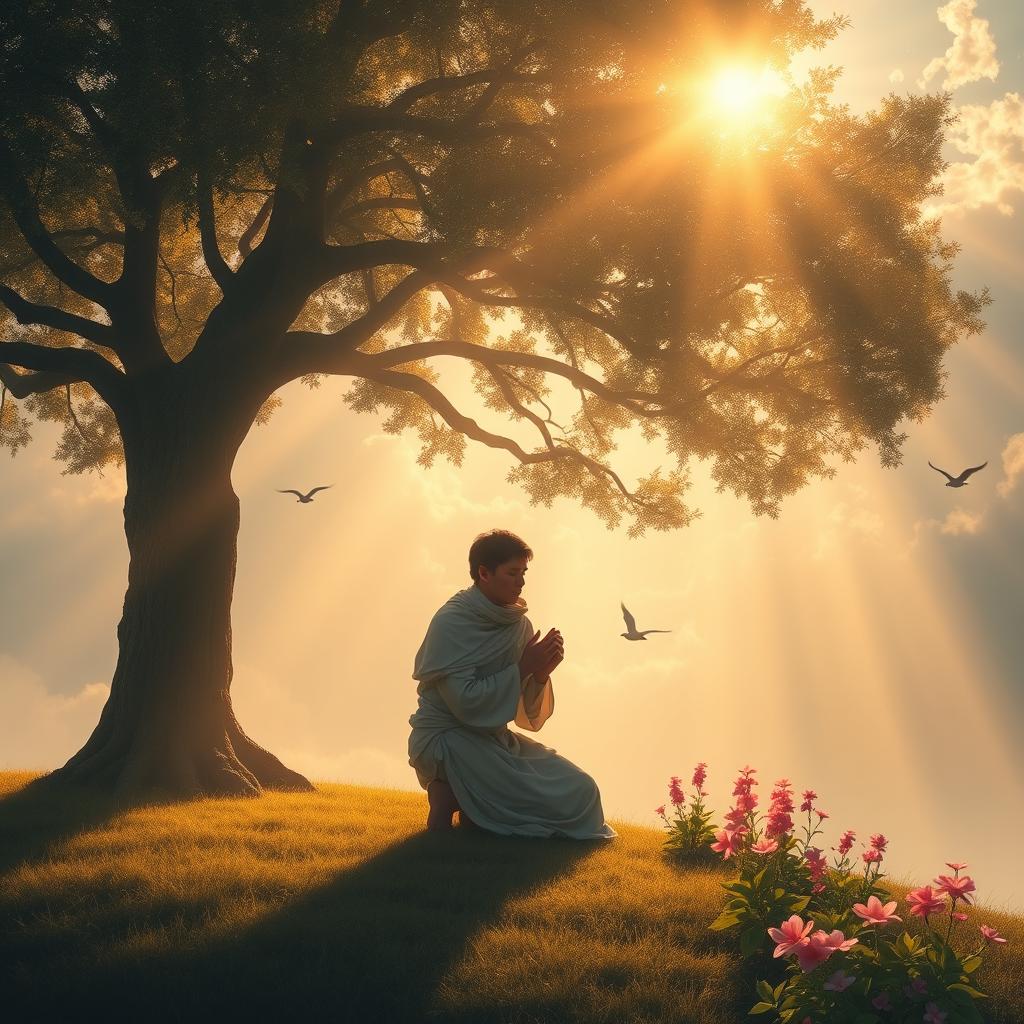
[43, 363, 313, 799]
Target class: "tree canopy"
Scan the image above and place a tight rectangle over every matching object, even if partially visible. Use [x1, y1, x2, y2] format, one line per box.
[1, 0, 987, 534]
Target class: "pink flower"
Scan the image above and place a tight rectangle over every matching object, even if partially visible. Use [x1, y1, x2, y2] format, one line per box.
[794, 931, 836, 972]
[817, 809, 830, 821]
[933, 874, 975, 905]
[906, 886, 946, 918]
[724, 806, 749, 827]
[980, 924, 1008, 944]
[904, 977, 928, 997]
[800, 789, 817, 812]
[870, 833, 888, 852]
[668, 775, 685, 807]
[692, 762, 707, 790]
[837, 830, 856, 856]
[767, 915, 814, 958]
[872, 991, 893, 1011]
[804, 846, 827, 884]
[751, 837, 779, 854]
[952, 911, 968, 922]
[654, 804, 666, 817]
[863, 848, 882, 864]
[853, 895, 902, 926]
[923, 1002, 947, 1024]
[823, 969, 856, 992]
[946, 861, 968, 872]
[710, 827, 744, 860]
[815, 929, 858, 952]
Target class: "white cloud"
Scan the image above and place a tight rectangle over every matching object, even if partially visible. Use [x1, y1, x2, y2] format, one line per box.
[926, 92, 1024, 219]
[0, 656, 108, 769]
[889, 69, 905, 84]
[996, 432, 1024, 497]
[940, 507, 985, 535]
[918, 0, 999, 91]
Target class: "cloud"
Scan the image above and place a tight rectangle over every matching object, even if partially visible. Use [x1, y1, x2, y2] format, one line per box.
[939, 507, 985, 535]
[926, 93, 1024, 218]
[889, 69, 905, 84]
[996, 432, 1024, 497]
[918, 0, 999, 91]
[0, 656, 108, 769]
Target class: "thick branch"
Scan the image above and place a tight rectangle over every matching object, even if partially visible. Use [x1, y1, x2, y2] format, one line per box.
[197, 176, 235, 292]
[0, 141, 116, 308]
[353, 338, 657, 412]
[347, 354, 641, 504]
[386, 65, 547, 115]
[0, 340, 124, 409]
[0, 285, 117, 349]
[0, 361, 75, 398]
[239, 196, 273, 257]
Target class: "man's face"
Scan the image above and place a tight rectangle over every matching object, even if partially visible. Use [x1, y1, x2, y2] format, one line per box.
[477, 557, 528, 607]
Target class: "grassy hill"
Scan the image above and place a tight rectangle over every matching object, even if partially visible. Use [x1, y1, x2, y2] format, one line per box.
[2, 770, 1021, 1023]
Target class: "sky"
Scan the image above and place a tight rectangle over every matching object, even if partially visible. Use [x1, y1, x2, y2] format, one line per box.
[2, 1, 1023, 912]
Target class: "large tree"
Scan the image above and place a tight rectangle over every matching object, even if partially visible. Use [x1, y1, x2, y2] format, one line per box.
[0, 0, 985, 798]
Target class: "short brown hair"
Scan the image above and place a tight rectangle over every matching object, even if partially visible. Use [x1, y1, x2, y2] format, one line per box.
[468, 529, 533, 583]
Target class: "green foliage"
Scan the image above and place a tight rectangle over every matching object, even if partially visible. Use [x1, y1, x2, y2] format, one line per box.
[0, 1, 989, 539]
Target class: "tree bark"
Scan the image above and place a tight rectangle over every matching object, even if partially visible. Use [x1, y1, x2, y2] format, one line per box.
[41, 360, 313, 799]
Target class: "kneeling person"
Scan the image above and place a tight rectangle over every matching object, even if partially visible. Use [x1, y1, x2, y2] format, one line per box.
[408, 529, 616, 839]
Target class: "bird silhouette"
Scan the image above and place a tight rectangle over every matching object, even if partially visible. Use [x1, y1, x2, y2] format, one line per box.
[277, 485, 333, 503]
[927, 462, 987, 488]
[620, 602, 671, 641]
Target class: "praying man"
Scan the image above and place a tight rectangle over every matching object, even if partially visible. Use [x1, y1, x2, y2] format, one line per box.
[408, 529, 617, 839]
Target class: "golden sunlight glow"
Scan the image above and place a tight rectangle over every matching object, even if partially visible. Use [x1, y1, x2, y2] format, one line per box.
[707, 65, 788, 124]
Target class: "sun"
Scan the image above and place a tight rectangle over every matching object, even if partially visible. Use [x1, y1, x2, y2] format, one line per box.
[707, 64, 788, 124]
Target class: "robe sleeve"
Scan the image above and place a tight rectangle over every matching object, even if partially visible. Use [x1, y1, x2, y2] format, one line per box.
[514, 674, 554, 732]
[435, 664, 522, 729]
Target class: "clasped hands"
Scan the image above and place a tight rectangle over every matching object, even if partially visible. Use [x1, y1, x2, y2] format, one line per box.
[518, 628, 564, 684]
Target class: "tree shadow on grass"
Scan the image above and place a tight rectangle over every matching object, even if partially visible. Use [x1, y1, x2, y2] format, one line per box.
[8, 823, 601, 1023]
[0, 774, 124, 877]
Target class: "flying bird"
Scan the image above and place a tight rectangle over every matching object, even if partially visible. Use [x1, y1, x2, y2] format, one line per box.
[277, 486, 333, 503]
[620, 602, 671, 641]
[927, 461, 987, 488]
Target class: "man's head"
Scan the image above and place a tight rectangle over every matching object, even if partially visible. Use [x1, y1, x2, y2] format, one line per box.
[469, 529, 533, 607]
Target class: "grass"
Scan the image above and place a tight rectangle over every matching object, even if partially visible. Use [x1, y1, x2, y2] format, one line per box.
[1, 770, 1022, 1024]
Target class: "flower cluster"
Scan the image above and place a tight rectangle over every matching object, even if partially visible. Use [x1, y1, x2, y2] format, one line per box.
[656, 762, 717, 855]
[659, 763, 1010, 1024]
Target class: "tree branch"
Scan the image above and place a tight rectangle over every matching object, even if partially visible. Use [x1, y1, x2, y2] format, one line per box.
[0, 340, 125, 409]
[197, 175, 235, 292]
[0, 361, 75, 398]
[386, 63, 547, 115]
[0, 285, 117, 349]
[0, 140, 117, 309]
[347, 353, 644, 505]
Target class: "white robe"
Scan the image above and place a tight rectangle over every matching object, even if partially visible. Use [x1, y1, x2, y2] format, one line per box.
[408, 585, 616, 840]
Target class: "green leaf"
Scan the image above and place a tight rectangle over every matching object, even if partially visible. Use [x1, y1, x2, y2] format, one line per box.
[709, 911, 742, 931]
[962, 955, 983, 974]
[790, 895, 811, 912]
[949, 983, 988, 1000]
[756, 980, 775, 1002]
[748, 1002, 775, 1015]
